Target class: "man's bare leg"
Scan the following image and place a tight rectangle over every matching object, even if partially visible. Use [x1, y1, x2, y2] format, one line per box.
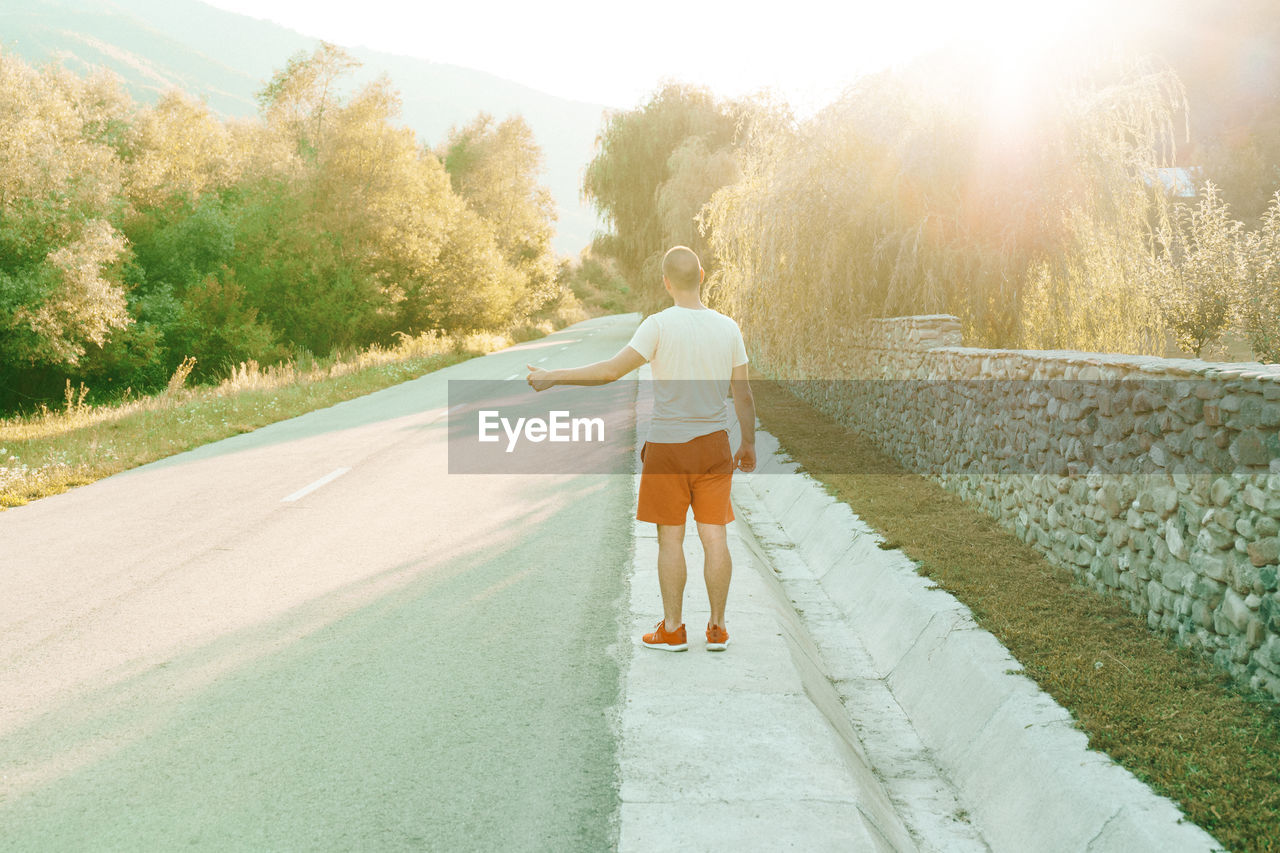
[697, 522, 731, 629]
[656, 523, 687, 627]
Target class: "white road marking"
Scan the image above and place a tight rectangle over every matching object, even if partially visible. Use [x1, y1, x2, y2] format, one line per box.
[536, 357, 549, 364]
[281, 467, 351, 503]
[504, 373, 520, 380]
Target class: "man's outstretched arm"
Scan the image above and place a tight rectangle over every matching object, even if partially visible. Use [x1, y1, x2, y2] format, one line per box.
[526, 346, 647, 391]
[731, 362, 756, 472]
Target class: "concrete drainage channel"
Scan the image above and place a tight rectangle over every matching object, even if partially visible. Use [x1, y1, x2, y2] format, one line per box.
[733, 429, 1224, 852]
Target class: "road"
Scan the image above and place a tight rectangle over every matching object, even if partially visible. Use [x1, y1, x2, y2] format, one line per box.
[0, 315, 640, 851]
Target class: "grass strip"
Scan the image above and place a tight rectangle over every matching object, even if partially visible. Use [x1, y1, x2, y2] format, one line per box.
[753, 378, 1280, 853]
[0, 352, 470, 509]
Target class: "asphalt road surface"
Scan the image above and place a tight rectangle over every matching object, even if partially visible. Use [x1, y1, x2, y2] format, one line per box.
[0, 315, 641, 851]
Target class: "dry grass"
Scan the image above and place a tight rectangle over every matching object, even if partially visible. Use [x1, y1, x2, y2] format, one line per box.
[0, 329, 506, 508]
[753, 377, 1280, 853]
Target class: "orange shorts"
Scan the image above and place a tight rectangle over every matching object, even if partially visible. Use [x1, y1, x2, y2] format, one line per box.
[637, 430, 735, 526]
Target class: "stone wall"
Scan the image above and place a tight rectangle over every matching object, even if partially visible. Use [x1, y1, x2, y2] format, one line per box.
[792, 315, 1280, 700]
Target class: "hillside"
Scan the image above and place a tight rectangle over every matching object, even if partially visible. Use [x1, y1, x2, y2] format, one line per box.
[0, 0, 606, 253]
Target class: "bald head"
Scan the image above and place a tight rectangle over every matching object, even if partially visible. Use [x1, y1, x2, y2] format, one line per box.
[662, 246, 703, 292]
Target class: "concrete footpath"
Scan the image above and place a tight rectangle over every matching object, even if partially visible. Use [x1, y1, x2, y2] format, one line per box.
[616, 413, 1224, 850]
[616, 494, 982, 852]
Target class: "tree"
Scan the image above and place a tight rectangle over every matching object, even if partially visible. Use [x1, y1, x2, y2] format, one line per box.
[116, 193, 269, 384]
[249, 43, 522, 346]
[255, 41, 358, 162]
[1141, 0, 1280, 225]
[583, 83, 746, 296]
[0, 51, 131, 370]
[1240, 192, 1280, 362]
[656, 135, 740, 272]
[704, 51, 1189, 367]
[122, 91, 240, 210]
[1153, 183, 1245, 357]
[441, 114, 559, 316]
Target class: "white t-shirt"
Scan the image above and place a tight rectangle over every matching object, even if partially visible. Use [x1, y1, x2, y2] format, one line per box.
[626, 306, 749, 443]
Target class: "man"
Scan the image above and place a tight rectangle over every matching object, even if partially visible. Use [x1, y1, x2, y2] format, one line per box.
[526, 246, 755, 652]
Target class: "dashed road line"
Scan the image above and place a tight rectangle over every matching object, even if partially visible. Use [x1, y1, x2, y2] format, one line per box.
[281, 467, 351, 503]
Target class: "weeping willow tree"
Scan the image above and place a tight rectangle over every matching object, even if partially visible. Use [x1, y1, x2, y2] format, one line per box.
[705, 49, 1189, 373]
[582, 83, 756, 313]
[1018, 58, 1189, 354]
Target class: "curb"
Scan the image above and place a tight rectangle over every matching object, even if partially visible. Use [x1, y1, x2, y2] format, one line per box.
[736, 429, 1225, 853]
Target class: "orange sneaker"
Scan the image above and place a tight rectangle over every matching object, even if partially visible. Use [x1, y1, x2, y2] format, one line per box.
[642, 620, 687, 652]
[706, 623, 729, 651]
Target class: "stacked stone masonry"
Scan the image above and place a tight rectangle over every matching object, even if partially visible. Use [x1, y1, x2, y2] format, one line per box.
[789, 314, 1280, 701]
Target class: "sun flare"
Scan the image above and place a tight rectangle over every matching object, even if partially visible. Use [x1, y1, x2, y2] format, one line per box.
[937, 0, 1114, 134]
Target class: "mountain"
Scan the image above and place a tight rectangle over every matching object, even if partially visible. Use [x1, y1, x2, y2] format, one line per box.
[0, 0, 607, 254]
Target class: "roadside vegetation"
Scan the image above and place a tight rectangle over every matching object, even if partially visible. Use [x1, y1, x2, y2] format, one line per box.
[583, 1, 1280, 362]
[753, 378, 1280, 853]
[0, 42, 591, 417]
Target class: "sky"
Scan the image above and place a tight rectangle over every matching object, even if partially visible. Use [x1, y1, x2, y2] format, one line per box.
[199, 0, 1121, 113]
